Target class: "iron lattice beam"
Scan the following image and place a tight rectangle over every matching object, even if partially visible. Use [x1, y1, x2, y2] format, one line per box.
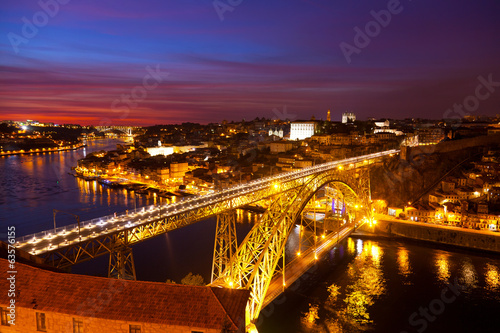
[33, 174, 309, 269]
[23, 155, 385, 270]
[211, 209, 238, 283]
[211, 166, 373, 325]
[108, 245, 136, 280]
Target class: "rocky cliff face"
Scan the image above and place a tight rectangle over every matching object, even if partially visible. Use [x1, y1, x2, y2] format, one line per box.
[370, 147, 479, 207]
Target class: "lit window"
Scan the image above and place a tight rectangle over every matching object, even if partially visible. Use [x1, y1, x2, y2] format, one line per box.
[36, 312, 46, 331]
[1, 307, 10, 326]
[130, 324, 141, 333]
[73, 318, 83, 333]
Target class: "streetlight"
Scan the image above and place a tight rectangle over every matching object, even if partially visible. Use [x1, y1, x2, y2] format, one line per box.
[53, 209, 81, 237]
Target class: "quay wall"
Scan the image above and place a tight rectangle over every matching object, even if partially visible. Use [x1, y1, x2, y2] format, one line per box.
[358, 218, 500, 253]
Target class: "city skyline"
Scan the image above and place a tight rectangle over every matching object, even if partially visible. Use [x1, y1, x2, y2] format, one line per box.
[1, 0, 500, 126]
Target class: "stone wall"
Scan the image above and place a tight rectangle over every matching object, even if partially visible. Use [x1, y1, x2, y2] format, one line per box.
[359, 218, 500, 253]
[0, 306, 220, 333]
[405, 133, 500, 157]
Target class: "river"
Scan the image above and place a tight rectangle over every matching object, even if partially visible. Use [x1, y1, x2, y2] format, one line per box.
[1, 138, 499, 332]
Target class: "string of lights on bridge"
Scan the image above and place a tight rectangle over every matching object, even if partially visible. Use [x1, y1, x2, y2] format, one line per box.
[16, 149, 399, 256]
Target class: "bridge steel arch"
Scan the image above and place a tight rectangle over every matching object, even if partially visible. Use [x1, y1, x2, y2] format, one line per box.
[211, 166, 373, 326]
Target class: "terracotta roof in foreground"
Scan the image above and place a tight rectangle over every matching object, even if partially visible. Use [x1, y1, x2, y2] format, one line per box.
[0, 259, 248, 330]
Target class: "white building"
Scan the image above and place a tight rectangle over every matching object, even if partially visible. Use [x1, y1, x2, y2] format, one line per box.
[289, 122, 316, 141]
[342, 112, 356, 124]
[268, 128, 284, 138]
[147, 146, 174, 156]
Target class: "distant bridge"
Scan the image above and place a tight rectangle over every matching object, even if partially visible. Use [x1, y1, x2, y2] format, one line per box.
[95, 125, 134, 136]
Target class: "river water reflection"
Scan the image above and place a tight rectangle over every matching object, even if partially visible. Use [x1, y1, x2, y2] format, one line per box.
[258, 237, 500, 333]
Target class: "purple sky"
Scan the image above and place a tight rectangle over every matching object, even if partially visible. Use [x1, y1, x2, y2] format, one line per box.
[1, 0, 499, 125]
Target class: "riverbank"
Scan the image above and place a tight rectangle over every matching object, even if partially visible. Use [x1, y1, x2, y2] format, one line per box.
[0, 142, 86, 157]
[357, 214, 500, 254]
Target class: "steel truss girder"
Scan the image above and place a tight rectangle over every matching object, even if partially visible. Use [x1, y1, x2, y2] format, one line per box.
[298, 209, 317, 256]
[36, 176, 310, 269]
[108, 245, 136, 280]
[32, 158, 378, 270]
[211, 209, 238, 283]
[211, 167, 372, 324]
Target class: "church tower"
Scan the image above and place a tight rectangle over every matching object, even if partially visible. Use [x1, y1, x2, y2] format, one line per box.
[327, 109, 331, 122]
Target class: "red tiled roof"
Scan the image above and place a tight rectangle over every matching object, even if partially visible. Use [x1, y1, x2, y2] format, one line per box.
[0, 259, 248, 330]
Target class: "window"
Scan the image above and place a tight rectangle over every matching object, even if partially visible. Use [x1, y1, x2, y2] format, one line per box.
[36, 312, 46, 331]
[1, 307, 10, 326]
[130, 324, 141, 333]
[73, 318, 83, 333]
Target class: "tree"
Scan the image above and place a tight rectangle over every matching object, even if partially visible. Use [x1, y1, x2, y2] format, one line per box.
[180, 272, 205, 286]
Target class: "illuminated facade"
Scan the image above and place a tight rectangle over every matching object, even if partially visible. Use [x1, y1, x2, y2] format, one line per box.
[342, 112, 356, 123]
[289, 122, 316, 141]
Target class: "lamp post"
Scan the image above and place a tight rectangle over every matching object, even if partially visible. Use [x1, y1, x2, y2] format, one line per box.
[134, 192, 138, 213]
[53, 209, 81, 237]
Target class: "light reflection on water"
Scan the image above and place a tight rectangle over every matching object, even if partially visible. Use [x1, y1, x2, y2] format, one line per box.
[459, 257, 479, 290]
[397, 247, 412, 283]
[301, 239, 386, 332]
[435, 252, 451, 283]
[485, 263, 500, 292]
[0, 139, 156, 235]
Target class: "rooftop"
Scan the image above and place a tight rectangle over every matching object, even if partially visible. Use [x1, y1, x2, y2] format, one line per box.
[0, 259, 249, 330]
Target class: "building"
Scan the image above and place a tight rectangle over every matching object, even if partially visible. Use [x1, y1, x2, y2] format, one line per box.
[270, 141, 293, 153]
[169, 162, 189, 179]
[0, 258, 249, 333]
[406, 203, 435, 222]
[146, 146, 174, 156]
[326, 110, 331, 122]
[268, 128, 284, 138]
[289, 122, 316, 141]
[416, 127, 445, 144]
[342, 112, 356, 124]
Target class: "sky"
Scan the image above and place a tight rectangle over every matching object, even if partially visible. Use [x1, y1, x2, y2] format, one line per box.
[1, 0, 499, 126]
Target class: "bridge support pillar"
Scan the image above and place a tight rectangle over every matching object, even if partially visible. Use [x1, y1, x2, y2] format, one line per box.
[108, 245, 136, 280]
[211, 209, 237, 283]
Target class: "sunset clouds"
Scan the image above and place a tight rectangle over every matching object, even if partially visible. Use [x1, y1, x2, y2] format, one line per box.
[1, 0, 499, 125]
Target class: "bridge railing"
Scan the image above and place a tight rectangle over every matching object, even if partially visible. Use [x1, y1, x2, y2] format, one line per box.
[16, 149, 399, 245]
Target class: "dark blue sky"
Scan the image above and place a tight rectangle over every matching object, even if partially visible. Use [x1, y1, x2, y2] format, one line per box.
[1, 0, 499, 125]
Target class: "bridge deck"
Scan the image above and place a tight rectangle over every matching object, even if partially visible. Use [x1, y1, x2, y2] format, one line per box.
[14, 150, 398, 266]
[263, 224, 355, 308]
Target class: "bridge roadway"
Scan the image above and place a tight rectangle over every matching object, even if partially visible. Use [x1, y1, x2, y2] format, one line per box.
[15, 149, 398, 262]
[263, 223, 355, 308]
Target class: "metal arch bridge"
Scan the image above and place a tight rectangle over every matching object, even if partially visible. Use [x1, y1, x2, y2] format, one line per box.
[15, 149, 399, 326]
[95, 125, 134, 136]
